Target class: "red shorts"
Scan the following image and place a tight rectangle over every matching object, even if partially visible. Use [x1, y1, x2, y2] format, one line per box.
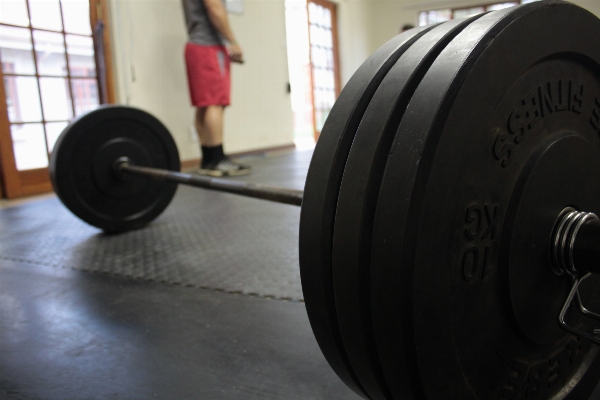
[184, 43, 231, 107]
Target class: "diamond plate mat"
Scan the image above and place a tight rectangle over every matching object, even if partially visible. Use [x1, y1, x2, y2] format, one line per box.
[0, 150, 312, 301]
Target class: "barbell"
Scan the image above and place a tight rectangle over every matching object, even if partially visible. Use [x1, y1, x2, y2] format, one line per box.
[49, 1, 600, 399]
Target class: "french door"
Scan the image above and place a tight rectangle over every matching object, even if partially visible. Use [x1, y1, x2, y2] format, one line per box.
[307, 0, 340, 140]
[0, 0, 112, 198]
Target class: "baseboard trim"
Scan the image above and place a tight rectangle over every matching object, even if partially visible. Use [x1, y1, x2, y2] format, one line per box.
[230, 143, 297, 158]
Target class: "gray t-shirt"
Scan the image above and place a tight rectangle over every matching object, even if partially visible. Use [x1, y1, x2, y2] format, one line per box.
[182, 0, 225, 46]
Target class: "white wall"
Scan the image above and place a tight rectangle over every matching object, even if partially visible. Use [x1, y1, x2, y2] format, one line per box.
[569, 0, 600, 19]
[334, 0, 372, 86]
[364, 1, 415, 56]
[107, 0, 294, 162]
[226, 0, 294, 153]
[332, 0, 416, 86]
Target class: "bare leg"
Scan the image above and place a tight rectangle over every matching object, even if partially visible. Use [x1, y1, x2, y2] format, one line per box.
[195, 105, 224, 146]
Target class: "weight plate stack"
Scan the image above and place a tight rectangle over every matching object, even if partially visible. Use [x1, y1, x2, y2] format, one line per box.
[298, 24, 435, 398]
[369, 2, 600, 399]
[50, 105, 180, 233]
[331, 15, 486, 400]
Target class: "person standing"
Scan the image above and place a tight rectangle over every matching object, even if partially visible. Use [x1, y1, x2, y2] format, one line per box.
[182, 0, 251, 176]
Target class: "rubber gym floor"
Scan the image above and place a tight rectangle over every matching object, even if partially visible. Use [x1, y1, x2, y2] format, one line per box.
[1, 148, 599, 399]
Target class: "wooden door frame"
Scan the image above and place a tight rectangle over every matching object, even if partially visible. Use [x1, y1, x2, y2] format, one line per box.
[90, 0, 116, 105]
[0, 71, 52, 197]
[307, 0, 341, 141]
[0, 0, 115, 198]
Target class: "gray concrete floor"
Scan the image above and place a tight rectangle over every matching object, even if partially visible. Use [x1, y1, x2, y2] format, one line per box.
[1, 148, 600, 399]
[0, 149, 360, 400]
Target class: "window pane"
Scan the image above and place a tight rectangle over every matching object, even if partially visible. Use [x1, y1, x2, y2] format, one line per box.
[311, 47, 319, 68]
[45, 121, 67, 152]
[308, 2, 316, 23]
[66, 34, 95, 77]
[326, 28, 332, 49]
[326, 70, 334, 89]
[418, 10, 451, 26]
[61, 0, 91, 35]
[29, 0, 63, 32]
[317, 5, 325, 26]
[71, 78, 98, 116]
[453, 7, 485, 19]
[11, 123, 48, 170]
[317, 48, 324, 67]
[315, 110, 322, 131]
[33, 30, 67, 76]
[486, 3, 519, 11]
[313, 26, 320, 45]
[4, 75, 42, 122]
[320, 27, 327, 47]
[39, 77, 73, 120]
[326, 49, 333, 69]
[0, 0, 30, 27]
[323, 8, 331, 29]
[327, 89, 335, 108]
[0, 25, 35, 75]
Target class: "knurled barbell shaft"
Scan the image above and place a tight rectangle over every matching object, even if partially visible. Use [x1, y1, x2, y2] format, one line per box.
[119, 162, 303, 207]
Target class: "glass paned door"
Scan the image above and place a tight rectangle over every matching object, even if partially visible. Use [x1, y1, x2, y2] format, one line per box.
[0, 0, 101, 197]
[307, 0, 339, 140]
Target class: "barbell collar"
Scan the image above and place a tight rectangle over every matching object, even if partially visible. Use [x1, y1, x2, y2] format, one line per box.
[117, 159, 303, 207]
[572, 218, 600, 276]
[552, 208, 600, 277]
[551, 209, 600, 345]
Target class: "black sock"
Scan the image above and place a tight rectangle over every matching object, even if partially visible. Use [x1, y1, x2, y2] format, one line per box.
[201, 145, 225, 167]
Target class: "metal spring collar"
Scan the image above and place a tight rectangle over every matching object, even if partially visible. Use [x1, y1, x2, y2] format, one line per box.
[551, 208, 600, 345]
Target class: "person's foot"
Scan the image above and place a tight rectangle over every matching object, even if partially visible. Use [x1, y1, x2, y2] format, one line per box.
[196, 158, 251, 177]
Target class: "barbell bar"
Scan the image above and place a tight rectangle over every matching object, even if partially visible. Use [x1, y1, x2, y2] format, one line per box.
[48, 2, 600, 399]
[116, 159, 303, 206]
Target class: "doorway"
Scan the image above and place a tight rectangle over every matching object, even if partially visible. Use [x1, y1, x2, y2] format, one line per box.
[285, 0, 340, 148]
